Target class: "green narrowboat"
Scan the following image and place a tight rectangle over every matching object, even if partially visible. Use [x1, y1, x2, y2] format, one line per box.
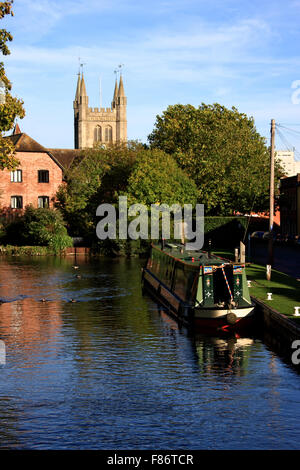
[142, 242, 255, 332]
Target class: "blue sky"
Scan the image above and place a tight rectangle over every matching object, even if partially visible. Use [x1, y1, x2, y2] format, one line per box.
[3, 0, 300, 154]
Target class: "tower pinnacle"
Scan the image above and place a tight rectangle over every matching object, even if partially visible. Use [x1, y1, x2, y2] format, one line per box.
[112, 78, 118, 109]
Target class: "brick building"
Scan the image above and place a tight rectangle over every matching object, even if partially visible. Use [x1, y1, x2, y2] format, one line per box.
[280, 174, 300, 237]
[0, 126, 79, 216]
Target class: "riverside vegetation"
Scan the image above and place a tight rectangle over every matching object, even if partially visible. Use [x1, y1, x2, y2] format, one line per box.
[0, 7, 283, 258]
[0, 103, 283, 256]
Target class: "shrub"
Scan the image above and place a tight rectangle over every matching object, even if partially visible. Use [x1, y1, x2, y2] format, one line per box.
[3, 206, 73, 252]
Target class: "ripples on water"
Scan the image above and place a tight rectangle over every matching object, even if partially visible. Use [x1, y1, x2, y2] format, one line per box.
[0, 256, 299, 450]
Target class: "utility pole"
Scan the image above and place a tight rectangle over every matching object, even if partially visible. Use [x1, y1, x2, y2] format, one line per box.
[267, 119, 275, 280]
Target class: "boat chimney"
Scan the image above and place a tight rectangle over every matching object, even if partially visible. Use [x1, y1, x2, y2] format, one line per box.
[180, 221, 185, 253]
[208, 239, 212, 258]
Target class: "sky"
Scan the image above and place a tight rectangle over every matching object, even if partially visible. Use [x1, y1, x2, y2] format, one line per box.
[3, 0, 300, 155]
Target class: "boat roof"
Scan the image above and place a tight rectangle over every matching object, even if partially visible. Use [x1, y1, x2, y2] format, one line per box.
[152, 243, 233, 267]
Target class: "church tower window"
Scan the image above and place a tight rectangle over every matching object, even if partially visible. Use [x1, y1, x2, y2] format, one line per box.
[105, 126, 112, 142]
[94, 125, 102, 142]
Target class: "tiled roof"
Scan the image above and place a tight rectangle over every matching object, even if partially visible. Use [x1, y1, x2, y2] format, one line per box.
[47, 148, 82, 169]
[7, 133, 46, 153]
[5, 132, 81, 170]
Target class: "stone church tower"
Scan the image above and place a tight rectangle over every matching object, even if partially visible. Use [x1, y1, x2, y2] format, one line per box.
[73, 73, 127, 149]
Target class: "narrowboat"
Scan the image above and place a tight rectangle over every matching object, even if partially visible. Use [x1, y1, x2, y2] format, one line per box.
[142, 242, 255, 332]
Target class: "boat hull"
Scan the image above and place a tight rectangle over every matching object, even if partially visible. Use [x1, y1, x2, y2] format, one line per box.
[142, 267, 255, 332]
[193, 308, 255, 333]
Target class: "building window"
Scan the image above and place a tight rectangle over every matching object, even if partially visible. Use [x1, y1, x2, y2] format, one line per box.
[10, 169, 22, 182]
[11, 196, 23, 209]
[94, 125, 102, 142]
[38, 170, 49, 183]
[38, 196, 49, 208]
[105, 126, 112, 142]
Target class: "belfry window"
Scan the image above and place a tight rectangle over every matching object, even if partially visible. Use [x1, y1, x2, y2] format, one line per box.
[105, 126, 112, 142]
[94, 125, 102, 142]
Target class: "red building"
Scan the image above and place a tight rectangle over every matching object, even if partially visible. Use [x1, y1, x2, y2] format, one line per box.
[0, 126, 79, 217]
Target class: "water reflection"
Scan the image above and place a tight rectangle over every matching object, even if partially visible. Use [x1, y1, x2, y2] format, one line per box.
[157, 307, 258, 376]
[0, 256, 299, 449]
[194, 334, 254, 375]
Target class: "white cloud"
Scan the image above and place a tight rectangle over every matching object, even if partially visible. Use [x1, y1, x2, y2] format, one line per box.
[5, 1, 300, 149]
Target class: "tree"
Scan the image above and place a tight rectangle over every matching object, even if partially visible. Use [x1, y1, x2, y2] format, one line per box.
[148, 103, 281, 215]
[126, 148, 198, 207]
[0, 1, 25, 170]
[4, 205, 73, 252]
[56, 141, 141, 237]
[56, 142, 198, 244]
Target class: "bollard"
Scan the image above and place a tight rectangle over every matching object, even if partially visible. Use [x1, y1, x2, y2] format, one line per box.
[294, 307, 300, 317]
[267, 293, 273, 300]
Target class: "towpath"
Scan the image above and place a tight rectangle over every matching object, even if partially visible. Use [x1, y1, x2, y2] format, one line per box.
[249, 240, 300, 279]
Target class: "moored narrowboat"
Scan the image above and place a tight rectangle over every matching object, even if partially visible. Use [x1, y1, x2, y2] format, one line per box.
[142, 242, 255, 332]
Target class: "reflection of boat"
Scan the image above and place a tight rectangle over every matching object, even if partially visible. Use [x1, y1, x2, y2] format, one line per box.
[142, 242, 255, 332]
[194, 333, 255, 372]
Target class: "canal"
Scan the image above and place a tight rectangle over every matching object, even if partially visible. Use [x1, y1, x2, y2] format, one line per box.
[0, 256, 299, 450]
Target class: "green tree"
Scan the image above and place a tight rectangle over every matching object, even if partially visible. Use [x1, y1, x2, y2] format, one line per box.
[4, 205, 73, 252]
[0, 1, 25, 170]
[126, 148, 198, 207]
[56, 141, 141, 236]
[148, 103, 280, 215]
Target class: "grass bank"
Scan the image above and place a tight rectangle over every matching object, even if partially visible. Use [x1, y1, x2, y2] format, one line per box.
[0, 245, 58, 256]
[213, 248, 300, 326]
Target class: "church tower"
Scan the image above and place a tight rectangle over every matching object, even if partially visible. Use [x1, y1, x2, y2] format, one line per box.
[73, 73, 127, 149]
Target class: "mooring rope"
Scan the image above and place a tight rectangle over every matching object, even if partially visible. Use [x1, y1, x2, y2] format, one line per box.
[221, 266, 233, 302]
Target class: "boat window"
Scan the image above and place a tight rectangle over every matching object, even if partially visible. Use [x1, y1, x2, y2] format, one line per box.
[173, 264, 197, 302]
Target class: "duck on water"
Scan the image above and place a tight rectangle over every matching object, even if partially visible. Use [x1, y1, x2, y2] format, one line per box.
[142, 242, 255, 332]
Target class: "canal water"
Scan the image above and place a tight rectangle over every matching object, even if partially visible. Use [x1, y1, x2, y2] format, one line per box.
[0, 256, 299, 450]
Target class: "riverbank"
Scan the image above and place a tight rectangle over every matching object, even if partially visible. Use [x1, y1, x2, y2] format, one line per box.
[246, 263, 300, 325]
[0, 245, 55, 256]
[212, 249, 300, 350]
[0, 245, 93, 257]
[213, 249, 300, 322]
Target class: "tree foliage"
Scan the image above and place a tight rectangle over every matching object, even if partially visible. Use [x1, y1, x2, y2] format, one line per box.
[0, 1, 25, 170]
[56, 141, 141, 236]
[148, 103, 281, 215]
[56, 143, 198, 241]
[126, 148, 198, 207]
[4, 205, 73, 251]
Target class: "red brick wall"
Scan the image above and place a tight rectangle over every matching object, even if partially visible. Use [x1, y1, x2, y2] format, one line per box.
[0, 151, 63, 214]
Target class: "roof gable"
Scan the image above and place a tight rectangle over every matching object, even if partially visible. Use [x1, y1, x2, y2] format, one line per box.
[8, 133, 47, 153]
[5, 132, 82, 170]
[47, 148, 82, 169]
